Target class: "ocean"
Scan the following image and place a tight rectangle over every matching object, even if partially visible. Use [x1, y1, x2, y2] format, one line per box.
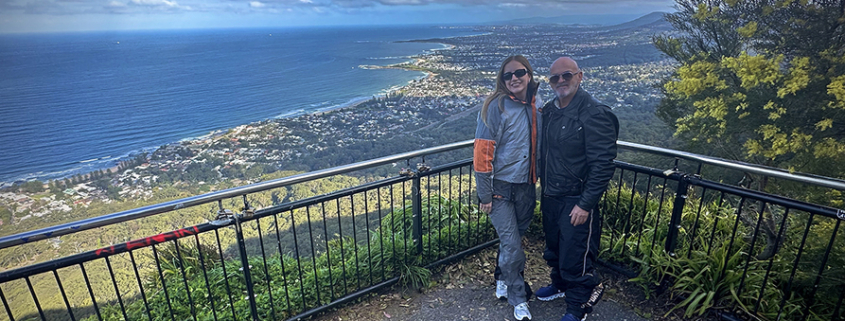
[0, 26, 476, 185]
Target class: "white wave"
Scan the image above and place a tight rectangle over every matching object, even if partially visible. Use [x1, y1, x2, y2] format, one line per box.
[2, 159, 115, 184]
[315, 96, 371, 113]
[274, 108, 306, 119]
[367, 56, 411, 60]
[378, 84, 406, 96]
[310, 101, 331, 107]
[179, 129, 225, 142]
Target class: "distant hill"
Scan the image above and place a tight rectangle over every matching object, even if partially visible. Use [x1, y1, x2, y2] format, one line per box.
[599, 12, 668, 30]
[495, 11, 668, 28]
[495, 14, 641, 26]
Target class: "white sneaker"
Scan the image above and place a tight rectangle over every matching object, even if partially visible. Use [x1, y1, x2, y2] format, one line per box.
[514, 302, 531, 321]
[496, 280, 508, 299]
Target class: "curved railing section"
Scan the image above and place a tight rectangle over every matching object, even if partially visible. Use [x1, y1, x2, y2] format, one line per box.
[0, 141, 843, 321]
[4, 139, 844, 251]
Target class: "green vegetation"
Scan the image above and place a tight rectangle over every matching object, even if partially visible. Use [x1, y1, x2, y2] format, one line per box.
[602, 182, 843, 320]
[394, 63, 434, 73]
[71, 194, 493, 321]
[655, 0, 845, 181]
[649, 6, 845, 314]
[4, 6, 844, 319]
[1, 171, 486, 321]
[17, 181, 44, 194]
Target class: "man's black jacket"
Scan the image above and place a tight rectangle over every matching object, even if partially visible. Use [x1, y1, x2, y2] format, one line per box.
[539, 88, 619, 212]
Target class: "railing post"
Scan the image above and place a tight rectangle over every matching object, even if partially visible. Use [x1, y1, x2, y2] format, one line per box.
[665, 176, 689, 256]
[230, 197, 260, 321]
[412, 174, 423, 255]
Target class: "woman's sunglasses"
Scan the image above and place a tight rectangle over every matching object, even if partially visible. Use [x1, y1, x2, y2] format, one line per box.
[549, 71, 581, 84]
[502, 69, 528, 81]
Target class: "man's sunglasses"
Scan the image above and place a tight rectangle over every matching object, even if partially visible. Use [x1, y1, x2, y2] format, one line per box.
[549, 71, 581, 84]
[502, 69, 528, 81]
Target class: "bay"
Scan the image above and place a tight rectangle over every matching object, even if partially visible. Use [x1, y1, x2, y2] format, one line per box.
[0, 25, 475, 185]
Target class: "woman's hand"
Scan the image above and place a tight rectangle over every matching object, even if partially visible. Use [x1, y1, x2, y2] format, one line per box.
[480, 202, 492, 213]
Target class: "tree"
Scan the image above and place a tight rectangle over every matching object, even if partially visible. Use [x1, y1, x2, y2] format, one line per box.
[49, 180, 61, 194]
[655, 0, 845, 176]
[654, 0, 845, 259]
[19, 180, 44, 194]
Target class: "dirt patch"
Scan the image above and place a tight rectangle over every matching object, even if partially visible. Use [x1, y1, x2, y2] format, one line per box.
[309, 235, 721, 321]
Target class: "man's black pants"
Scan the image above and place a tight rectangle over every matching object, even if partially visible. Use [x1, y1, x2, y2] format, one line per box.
[541, 195, 601, 319]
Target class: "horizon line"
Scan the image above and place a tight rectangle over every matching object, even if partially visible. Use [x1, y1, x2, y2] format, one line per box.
[0, 11, 668, 35]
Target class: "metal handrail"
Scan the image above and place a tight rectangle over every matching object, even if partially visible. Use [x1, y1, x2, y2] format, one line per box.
[0, 140, 473, 250]
[2, 139, 842, 250]
[618, 141, 845, 191]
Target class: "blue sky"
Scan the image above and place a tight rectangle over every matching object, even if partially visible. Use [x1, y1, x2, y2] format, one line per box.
[0, 0, 677, 33]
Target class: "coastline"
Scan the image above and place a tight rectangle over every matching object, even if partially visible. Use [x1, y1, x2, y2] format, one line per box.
[181, 41, 451, 147]
[0, 36, 454, 188]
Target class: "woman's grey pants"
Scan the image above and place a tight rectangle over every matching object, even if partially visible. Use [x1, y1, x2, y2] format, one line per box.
[489, 180, 536, 306]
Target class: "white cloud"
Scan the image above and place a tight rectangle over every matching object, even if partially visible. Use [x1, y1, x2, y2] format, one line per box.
[0, 0, 675, 29]
[380, 0, 424, 4]
[3, 0, 674, 14]
[130, 0, 179, 7]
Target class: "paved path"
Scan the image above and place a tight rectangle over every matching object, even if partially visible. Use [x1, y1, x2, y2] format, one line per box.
[395, 286, 647, 321]
[312, 238, 650, 321]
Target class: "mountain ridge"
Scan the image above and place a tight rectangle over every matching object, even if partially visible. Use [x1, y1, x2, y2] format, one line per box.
[491, 11, 668, 28]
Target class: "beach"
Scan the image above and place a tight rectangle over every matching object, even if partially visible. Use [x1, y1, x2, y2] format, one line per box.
[0, 26, 480, 185]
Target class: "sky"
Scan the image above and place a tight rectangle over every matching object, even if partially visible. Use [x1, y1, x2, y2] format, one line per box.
[0, 0, 677, 33]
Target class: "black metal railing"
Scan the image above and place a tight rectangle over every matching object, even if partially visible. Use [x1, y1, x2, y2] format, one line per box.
[0, 142, 488, 321]
[603, 143, 845, 321]
[0, 140, 843, 321]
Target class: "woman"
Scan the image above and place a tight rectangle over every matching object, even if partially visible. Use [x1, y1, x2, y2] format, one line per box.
[473, 55, 541, 321]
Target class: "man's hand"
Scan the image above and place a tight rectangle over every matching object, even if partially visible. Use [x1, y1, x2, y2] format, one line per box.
[480, 202, 492, 213]
[570, 205, 590, 226]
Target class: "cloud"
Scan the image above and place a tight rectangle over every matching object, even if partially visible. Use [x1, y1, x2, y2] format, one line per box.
[379, 0, 425, 4]
[123, 0, 197, 11]
[1, 0, 674, 20]
[330, 0, 376, 8]
[296, 0, 673, 11]
[130, 0, 179, 7]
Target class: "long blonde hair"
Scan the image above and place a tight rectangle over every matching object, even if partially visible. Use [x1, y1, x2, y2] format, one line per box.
[481, 55, 538, 126]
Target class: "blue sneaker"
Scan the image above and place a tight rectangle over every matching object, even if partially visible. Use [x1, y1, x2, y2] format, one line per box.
[560, 313, 586, 321]
[535, 284, 565, 301]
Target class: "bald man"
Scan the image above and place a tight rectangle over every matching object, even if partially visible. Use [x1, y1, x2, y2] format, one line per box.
[535, 57, 618, 321]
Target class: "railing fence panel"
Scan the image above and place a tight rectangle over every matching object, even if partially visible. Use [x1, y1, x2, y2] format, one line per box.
[1, 142, 843, 321]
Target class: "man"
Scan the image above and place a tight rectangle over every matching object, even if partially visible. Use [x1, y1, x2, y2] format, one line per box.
[536, 57, 618, 321]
